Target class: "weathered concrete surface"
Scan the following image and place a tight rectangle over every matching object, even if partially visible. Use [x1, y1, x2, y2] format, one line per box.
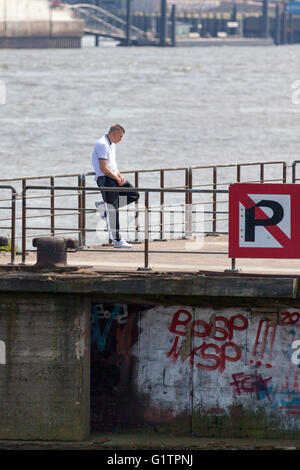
[0, 433, 299, 450]
[2, 235, 300, 275]
[1, 235, 300, 440]
[0, 292, 90, 441]
[0, 0, 84, 46]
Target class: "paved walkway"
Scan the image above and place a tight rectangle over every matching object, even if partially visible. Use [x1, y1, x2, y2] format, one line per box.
[4, 235, 300, 276]
[0, 433, 299, 450]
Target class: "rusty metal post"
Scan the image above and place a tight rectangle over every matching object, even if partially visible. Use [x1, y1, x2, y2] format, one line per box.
[237, 164, 241, 182]
[50, 176, 55, 236]
[135, 172, 139, 242]
[21, 179, 26, 264]
[138, 191, 151, 271]
[260, 163, 264, 183]
[292, 162, 296, 183]
[10, 189, 16, 265]
[213, 167, 217, 233]
[78, 175, 82, 246]
[81, 174, 86, 246]
[188, 167, 193, 238]
[185, 168, 189, 237]
[160, 170, 165, 240]
[145, 191, 149, 268]
[283, 162, 287, 183]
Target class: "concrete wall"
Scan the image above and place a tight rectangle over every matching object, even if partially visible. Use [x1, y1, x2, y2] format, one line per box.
[0, 0, 84, 42]
[1, 272, 300, 440]
[0, 20, 84, 38]
[91, 302, 300, 437]
[0, 292, 90, 441]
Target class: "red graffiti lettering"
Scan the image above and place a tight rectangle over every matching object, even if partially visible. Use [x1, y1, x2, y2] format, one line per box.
[167, 309, 248, 372]
[281, 311, 300, 326]
[169, 309, 192, 336]
[192, 319, 210, 338]
[167, 336, 181, 362]
[250, 320, 277, 368]
[192, 343, 220, 370]
[230, 372, 272, 400]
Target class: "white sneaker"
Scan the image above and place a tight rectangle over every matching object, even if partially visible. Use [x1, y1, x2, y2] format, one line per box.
[113, 239, 133, 249]
[95, 201, 106, 220]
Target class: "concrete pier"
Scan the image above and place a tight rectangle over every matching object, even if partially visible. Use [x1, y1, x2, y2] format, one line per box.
[1, 236, 300, 440]
[0, 0, 84, 48]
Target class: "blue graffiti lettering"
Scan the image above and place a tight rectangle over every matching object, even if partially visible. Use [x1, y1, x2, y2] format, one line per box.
[91, 305, 121, 352]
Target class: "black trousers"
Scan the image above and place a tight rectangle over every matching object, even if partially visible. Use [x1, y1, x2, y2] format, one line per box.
[97, 176, 140, 242]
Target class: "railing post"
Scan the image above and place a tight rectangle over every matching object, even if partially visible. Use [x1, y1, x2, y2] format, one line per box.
[160, 170, 165, 240]
[81, 174, 86, 246]
[212, 166, 217, 233]
[135, 171, 139, 242]
[184, 167, 192, 239]
[138, 191, 151, 271]
[283, 162, 287, 183]
[260, 163, 264, 183]
[237, 164, 241, 182]
[21, 180, 26, 264]
[78, 175, 82, 246]
[9, 189, 16, 265]
[185, 168, 189, 238]
[50, 176, 55, 236]
[292, 162, 296, 183]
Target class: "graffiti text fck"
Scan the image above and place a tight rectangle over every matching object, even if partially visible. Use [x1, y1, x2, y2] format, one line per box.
[167, 309, 248, 372]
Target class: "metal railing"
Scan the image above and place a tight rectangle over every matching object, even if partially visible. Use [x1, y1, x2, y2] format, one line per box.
[0, 160, 292, 268]
[21, 185, 228, 270]
[0, 185, 17, 265]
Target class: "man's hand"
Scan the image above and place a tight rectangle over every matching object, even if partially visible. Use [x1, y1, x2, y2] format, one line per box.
[117, 173, 126, 186]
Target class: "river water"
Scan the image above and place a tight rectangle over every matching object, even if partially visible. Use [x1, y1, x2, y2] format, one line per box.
[0, 41, 300, 182]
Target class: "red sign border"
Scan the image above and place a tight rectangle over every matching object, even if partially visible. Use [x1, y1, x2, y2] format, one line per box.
[229, 183, 300, 259]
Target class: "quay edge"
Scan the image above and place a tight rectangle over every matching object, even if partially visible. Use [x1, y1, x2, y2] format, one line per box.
[1, 269, 300, 440]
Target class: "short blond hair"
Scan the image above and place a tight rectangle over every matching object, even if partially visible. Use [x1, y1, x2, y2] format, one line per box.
[109, 124, 125, 134]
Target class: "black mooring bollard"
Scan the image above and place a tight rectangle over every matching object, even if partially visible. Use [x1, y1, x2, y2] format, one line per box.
[32, 237, 78, 270]
[0, 237, 8, 247]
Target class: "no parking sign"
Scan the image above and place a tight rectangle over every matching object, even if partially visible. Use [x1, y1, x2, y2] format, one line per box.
[229, 184, 300, 258]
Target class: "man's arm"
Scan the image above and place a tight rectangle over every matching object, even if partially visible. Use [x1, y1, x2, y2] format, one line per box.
[100, 160, 125, 186]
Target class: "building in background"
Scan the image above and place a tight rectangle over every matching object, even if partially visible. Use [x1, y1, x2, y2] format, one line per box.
[0, 0, 84, 48]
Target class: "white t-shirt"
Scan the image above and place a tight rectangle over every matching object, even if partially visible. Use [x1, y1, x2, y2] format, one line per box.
[92, 134, 118, 180]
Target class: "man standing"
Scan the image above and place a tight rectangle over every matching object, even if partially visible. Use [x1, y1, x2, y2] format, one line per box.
[92, 124, 139, 248]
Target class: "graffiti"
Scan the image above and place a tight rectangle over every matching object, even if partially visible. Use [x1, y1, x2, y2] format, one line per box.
[229, 372, 272, 400]
[281, 311, 300, 326]
[291, 340, 300, 365]
[91, 305, 121, 352]
[0, 340, 5, 365]
[93, 304, 128, 324]
[250, 320, 277, 368]
[116, 312, 138, 364]
[167, 309, 248, 372]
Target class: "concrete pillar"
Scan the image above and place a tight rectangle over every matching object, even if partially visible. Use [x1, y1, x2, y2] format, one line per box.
[0, 292, 90, 440]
